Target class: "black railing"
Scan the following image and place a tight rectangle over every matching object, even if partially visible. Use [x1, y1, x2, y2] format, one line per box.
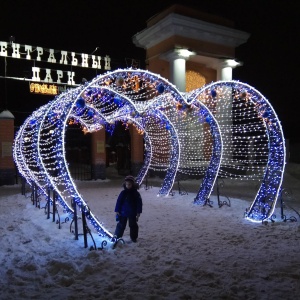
[68, 163, 92, 181]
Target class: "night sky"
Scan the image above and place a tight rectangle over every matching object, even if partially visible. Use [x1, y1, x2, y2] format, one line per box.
[0, 0, 299, 141]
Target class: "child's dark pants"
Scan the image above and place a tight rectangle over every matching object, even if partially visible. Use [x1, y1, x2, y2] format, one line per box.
[114, 216, 138, 240]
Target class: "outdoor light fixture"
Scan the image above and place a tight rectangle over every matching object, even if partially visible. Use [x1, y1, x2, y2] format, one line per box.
[225, 59, 241, 67]
[177, 48, 196, 58]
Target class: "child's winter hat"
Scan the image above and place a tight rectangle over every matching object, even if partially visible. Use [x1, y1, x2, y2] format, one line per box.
[124, 175, 135, 183]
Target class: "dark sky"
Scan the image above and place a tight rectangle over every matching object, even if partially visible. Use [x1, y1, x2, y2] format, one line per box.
[0, 0, 299, 140]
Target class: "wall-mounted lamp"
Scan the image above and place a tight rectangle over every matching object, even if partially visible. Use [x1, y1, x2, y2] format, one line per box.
[226, 59, 241, 68]
[177, 48, 196, 58]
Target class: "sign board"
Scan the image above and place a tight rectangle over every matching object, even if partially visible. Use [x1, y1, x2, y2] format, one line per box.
[0, 40, 111, 89]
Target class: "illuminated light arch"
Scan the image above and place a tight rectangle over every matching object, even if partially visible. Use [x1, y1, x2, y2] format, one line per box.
[189, 81, 285, 222]
[37, 86, 114, 238]
[19, 86, 113, 239]
[14, 69, 222, 241]
[14, 82, 180, 238]
[13, 69, 284, 244]
[149, 93, 222, 202]
[77, 83, 180, 196]
[110, 108, 179, 196]
[80, 70, 221, 199]
[38, 92, 77, 213]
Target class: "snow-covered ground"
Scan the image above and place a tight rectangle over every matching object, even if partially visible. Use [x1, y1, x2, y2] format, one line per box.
[1, 165, 300, 300]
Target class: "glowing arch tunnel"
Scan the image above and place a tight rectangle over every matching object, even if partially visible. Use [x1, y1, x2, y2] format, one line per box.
[189, 81, 286, 222]
[13, 69, 285, 244]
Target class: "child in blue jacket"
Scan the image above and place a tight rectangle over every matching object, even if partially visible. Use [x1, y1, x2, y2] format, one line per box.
[114, 175, 143, 242]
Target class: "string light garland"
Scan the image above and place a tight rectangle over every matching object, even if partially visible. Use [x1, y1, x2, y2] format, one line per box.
[13, 69, 285, 244]
[189, 81, 285, 222]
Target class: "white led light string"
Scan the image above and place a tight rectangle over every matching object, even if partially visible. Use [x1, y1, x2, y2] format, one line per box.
[13, 124, 34, 184]
[190, 83, 268, 180]
[37, 91, 77, 213]
[17, 104, 54, 192]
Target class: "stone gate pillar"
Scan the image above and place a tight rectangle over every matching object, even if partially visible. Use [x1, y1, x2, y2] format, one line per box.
[0, 110, 15, 185]
[130, 125, 144, 176]
[160, 49, 195, 93]
[91, 129, 106, 180]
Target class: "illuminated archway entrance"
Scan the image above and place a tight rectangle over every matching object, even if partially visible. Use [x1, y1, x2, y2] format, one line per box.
[14, 69, 285, 245]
